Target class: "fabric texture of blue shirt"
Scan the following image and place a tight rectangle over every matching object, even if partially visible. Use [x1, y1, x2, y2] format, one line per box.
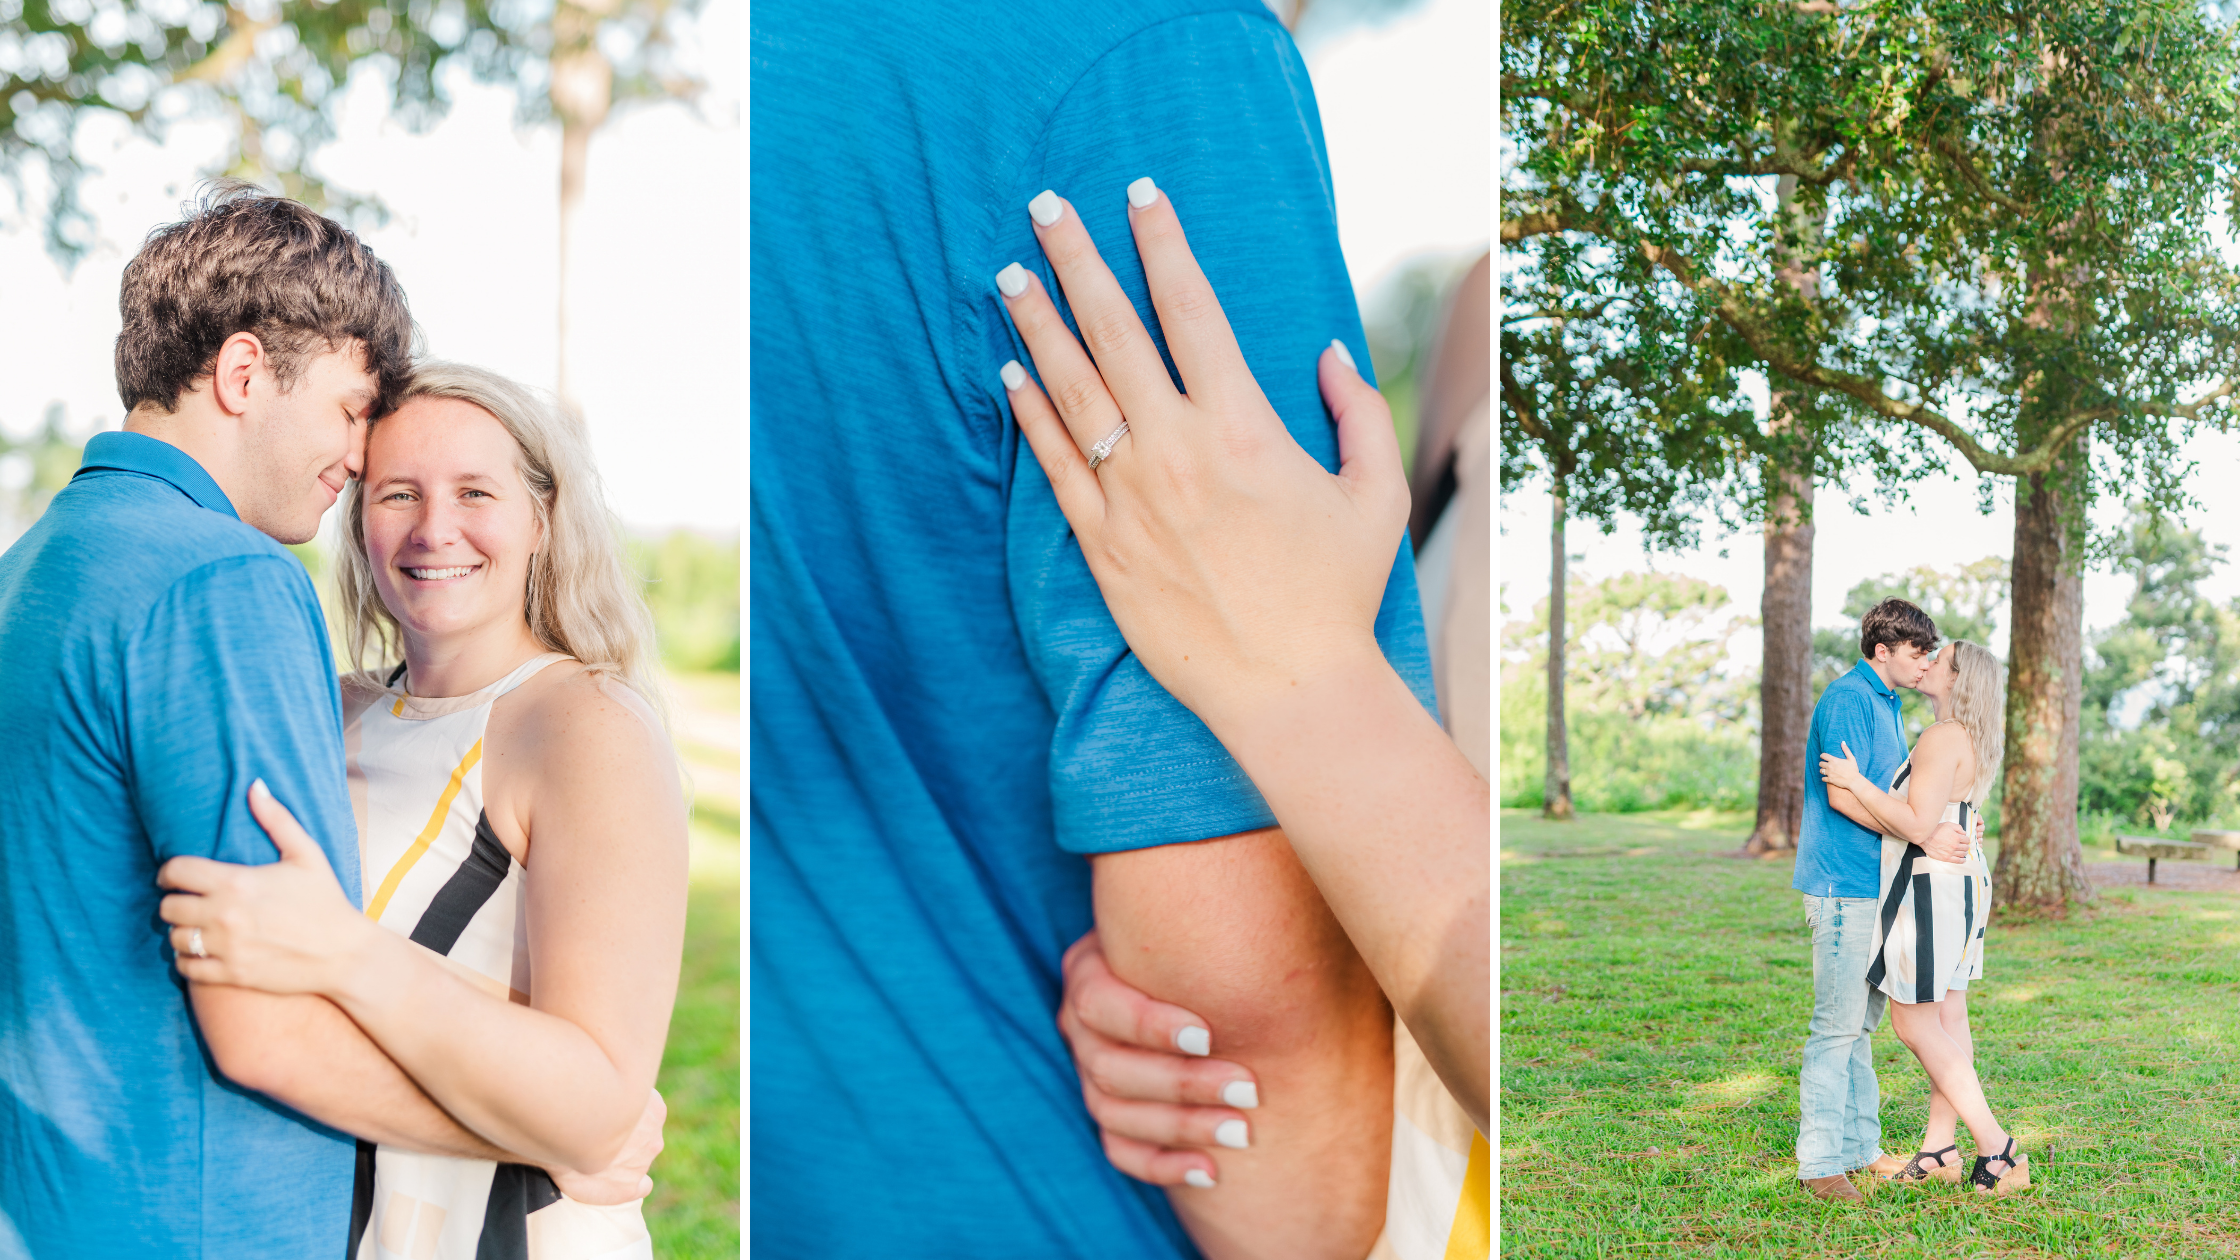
[1793, 660, 1910, 899]
[0, 431, 362, 1259]
[750, 2, 1437, 1254]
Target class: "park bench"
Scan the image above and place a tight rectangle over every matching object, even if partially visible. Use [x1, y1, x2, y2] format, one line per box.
[2189, 830, 2240, 871]
[2115, 835, 2212, 883]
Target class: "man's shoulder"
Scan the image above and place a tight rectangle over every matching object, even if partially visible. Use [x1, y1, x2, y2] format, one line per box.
[10, 473, 313, 641]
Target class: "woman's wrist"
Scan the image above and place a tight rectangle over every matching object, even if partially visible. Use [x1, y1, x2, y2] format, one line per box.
[1201, 638, 1412, 772]
[326, 913, 407, 1012]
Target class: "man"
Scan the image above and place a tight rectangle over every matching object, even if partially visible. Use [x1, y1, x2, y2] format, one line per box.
[750, 2, 1436, 1255]
[0, 187, 628, 1258]
[1791, 597, 1973, 1203]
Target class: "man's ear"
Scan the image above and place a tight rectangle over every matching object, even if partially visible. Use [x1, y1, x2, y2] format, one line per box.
[209, 333, 266, 418]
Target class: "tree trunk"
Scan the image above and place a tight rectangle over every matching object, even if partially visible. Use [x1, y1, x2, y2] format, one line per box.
[1740, 168, 1822, 858]
[1544, 477, 1574, 820]
[1742, 465, 1813, 857]
[549, 0, 614, 406]
[1996, 443, 2093, 914]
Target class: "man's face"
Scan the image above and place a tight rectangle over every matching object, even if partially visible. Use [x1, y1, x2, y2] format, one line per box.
[236, 346, 375, 544]
[1880, 641, 1937, 690]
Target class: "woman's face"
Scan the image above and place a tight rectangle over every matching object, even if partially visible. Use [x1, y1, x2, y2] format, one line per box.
[1917, 644, 1959, 701]
[361, 396, 544, 648]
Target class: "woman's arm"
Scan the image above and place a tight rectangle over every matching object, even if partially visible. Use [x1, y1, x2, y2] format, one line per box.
[1000, 187, 1487, 1131]
[1819, 724, 1968, 845]
[159, 672, 688, 1173]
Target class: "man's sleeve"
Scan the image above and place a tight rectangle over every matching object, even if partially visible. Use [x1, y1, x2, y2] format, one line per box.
[997, 8, 1438, 856]
[121, 555, 362, 907]
[1821, 688, 1879, 790]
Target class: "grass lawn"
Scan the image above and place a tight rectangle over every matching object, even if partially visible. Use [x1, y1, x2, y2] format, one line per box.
[647, 669, 740, 1256]
[1501, 809, 2240, 1258]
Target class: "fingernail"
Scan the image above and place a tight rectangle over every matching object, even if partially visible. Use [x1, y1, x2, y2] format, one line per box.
[1330, 339, 1357, 371]
[996, 263, 1030, 298]
[250, 778, 269, 799]
[1183, 1169, 1216, 1189]
[1028, 190, 1062, 227]
[1221, 1081, 1259, 1109]
[1175, 1026, 1211, 1056]
[1000, 360, 1026, 391]
[1214, 1119, 1249, 1149]
[1127, 177, 1158, 209]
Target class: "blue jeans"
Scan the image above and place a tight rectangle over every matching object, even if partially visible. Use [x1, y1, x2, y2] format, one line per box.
[1796, 895, 1887, 1178]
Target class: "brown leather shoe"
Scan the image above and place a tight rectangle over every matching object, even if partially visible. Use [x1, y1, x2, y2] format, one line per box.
[1856, 1153, 1907, 1179]
[1804, 1173, 1865, 1203]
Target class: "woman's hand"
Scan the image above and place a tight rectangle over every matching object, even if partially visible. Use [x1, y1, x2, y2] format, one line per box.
[1055, 930, 1262, 1190]
[998, 180, 1410, 734]
[158, 779, 379, 996]
[1818, 741, 1866, 794]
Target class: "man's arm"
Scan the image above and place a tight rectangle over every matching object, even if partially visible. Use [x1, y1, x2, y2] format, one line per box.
[1092, 828, 1391, 1260]
[192, 984, 510, 1158]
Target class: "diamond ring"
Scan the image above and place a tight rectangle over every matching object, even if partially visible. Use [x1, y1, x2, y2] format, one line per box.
[1087, 421, 1130, 471]
[187, 928, 207, 959]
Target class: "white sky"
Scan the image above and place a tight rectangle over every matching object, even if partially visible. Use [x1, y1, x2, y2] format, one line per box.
[1497, 427, 2240, 672]
[0, 0, 1480, 534]
[1309, 0, 1492, 296]
[0, 0, 741, 534]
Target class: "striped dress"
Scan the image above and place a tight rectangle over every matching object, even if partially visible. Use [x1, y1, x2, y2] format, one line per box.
[1866, 759, 1992, 1006]
[344, 652, 653, 1260]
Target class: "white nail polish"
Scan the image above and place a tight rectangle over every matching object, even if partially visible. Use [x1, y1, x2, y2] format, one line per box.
[1028, 190, 1062, 227]
[1330, 339, 1357, 371]
[1000, 360, 1026, 391]
[1183, 1169, 1216, 1189]
[1175, 1026, 1211, 1056]
[1220, 1081, 1259, 1110]
[996, 264, 1030, 298]
[1127, 177, 1158, 209]
[1215, 1119, 1249, 1150]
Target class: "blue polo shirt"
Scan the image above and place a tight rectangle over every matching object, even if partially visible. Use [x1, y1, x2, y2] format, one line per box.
[1793, 660, 1910, 899]
[751, 2, 1437, 1254]
[0, 431, 361, 1258]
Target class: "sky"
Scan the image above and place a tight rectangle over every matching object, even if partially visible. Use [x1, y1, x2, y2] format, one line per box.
[1498, 422, 2240, 675]
[0, 0, 1481, 535]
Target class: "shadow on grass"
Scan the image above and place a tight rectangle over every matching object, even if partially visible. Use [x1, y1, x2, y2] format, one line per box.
[1501, 810, 2240, 1258]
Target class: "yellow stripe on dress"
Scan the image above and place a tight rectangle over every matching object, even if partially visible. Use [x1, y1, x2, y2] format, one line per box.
[1442, 1130, 1489, 1260]
[365, 738, 483, 922]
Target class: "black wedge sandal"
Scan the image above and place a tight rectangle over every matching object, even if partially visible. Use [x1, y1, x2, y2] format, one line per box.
[1970, 1138, 2030, 1196]
[1886, 1144, 1963, 1184]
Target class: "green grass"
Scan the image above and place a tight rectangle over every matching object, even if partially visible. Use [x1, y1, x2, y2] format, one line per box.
[648, 874, 740, 1257]
[1501, 809, 2240, 1258]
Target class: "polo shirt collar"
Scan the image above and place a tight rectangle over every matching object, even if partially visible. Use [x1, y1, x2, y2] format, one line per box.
[1850, 658, 1898, 701]
[73, 431, 239, 520]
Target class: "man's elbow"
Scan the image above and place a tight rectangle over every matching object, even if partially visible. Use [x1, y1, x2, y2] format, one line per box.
[195, 988, 301, 1097]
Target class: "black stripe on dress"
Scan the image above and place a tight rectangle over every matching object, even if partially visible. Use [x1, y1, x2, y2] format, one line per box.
[1866, 843, 1920, 990]
[1912, 871, 1937, 1003]
[348, 1139, 376, 1260]
[473, 1163, 564, 1260]
[409, 810, 514, 957]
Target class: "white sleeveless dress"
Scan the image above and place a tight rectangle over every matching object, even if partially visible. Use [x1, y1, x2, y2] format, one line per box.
[344, 652, 653, 1260]
[1866, 757, 1992, 1005]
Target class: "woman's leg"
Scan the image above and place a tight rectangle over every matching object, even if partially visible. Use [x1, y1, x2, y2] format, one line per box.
[1888, 995, 2007, 1161]
[1915, 992, 1972, 1169]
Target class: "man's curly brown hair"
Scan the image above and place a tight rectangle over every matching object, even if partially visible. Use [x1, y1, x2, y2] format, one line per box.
[115, 181, 415, 418]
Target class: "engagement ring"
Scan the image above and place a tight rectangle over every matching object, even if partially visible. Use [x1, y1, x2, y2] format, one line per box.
[187, 929, 207, 960]
[1087, 421, 1130, 471]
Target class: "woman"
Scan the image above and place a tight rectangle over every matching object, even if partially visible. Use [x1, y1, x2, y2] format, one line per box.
[993, 179, 1489, 1255]
[1819, 639, 2029, 1195]
[156, 364, 688, 1256]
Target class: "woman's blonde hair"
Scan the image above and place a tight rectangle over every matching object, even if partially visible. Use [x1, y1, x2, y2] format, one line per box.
[335, 361, 667, 726]
[1946, 639, 2006, 808]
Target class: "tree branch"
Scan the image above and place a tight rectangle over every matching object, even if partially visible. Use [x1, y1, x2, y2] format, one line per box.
[1931, 135, 2032, 218]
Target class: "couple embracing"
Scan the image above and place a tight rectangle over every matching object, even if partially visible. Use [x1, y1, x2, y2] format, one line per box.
[0, 186, 680, 1258]
[1791, 597, 2029, 1203]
